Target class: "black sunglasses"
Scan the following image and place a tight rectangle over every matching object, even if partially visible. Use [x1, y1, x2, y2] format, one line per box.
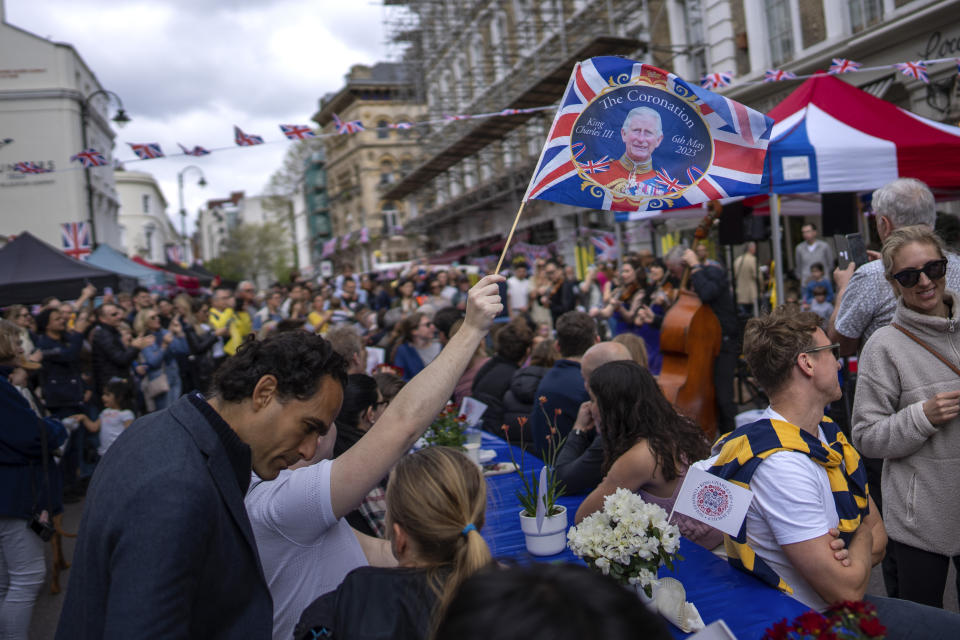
[891, 259, 947, 288]
[802, 343, 840, 360]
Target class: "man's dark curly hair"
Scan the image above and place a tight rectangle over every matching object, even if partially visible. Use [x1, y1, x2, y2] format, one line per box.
[212, 332, 348, 403]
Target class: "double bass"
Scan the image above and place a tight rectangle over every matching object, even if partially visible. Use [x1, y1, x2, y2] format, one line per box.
[657, 206, 723, 441]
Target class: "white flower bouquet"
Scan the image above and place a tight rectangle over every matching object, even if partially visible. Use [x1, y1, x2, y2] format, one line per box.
[567, 488, 682, 598]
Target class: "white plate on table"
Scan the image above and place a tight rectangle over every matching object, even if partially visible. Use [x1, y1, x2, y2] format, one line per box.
[477, 449, 496, 463]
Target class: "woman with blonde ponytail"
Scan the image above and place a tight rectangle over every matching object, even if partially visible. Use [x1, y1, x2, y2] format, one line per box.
[294, 446, 492, 640]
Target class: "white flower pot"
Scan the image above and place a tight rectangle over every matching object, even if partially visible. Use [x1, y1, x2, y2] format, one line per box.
[519, 506, 568, 556]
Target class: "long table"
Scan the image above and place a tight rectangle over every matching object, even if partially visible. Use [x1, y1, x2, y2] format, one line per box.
[478, 432, 809, 640]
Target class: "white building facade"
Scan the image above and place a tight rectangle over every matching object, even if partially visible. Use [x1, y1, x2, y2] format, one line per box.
[114, 170, 180, 264]
[0, 3, 124, 250]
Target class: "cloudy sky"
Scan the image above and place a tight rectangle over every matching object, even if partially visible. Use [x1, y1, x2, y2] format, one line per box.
[6, 0, 393, 232]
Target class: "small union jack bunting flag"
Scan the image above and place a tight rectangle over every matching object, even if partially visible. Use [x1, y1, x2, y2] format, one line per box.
[129, 142, 164, 160]
[894, 61, 929, 83]
[828, 58, 861, 74]
[700, 71, 733, 89]
[12, 161, 51, 174]
[234, 126, 265, 146]
[388, 122, 413, 130]
[178, 143, 211, 156]
[61, 222, 92, 260]
[280, 124, 317, 140]
[764, 69, 797, 82]
[70, 148, 108, 168]
[332, 114, 364, 135]
[442, 114, 471, 122]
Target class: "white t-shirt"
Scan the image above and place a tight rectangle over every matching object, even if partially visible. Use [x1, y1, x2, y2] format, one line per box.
[506, 275, 531, 311]
[97, 409, 135, 457]
[246, 459, 368, 640]
[695, 407, 839, 611]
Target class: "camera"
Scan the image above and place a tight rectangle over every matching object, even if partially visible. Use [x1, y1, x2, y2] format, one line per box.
[29, 514, 55, 542]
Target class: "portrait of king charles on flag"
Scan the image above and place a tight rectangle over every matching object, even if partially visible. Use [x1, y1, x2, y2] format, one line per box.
[571, 83, 713, 201]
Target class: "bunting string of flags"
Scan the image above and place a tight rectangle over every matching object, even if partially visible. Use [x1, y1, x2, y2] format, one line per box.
[701, 55, 957, 89]
[9, 55, 960, 177]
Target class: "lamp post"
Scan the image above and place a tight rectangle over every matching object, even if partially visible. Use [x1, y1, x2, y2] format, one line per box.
[79, 90, 130, 249]
[177, 165, 207, 263]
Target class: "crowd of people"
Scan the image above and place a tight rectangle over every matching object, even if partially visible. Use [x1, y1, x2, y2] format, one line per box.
[2, 177, 960, 638]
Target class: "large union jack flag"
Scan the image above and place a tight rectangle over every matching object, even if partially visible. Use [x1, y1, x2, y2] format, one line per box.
[129, 142, 164, 160]
[525, 57, 773, 217]
[61, 222, 92, 260]
[332, 114, 364, 135]
[894, 60, 929, 84]
[70, 148, 108, 168]
[234, 126, 265, 146]
[280, 124, 317, 140]
[828, 58, 861, 74]
[178, 143, 211, 156]
[12, 161, 52, 174]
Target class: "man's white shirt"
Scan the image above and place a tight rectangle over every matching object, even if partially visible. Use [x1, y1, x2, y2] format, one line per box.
[694, 407, 841, 611]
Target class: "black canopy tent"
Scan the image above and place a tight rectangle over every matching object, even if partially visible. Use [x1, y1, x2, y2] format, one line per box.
[0, 232, 136, 305]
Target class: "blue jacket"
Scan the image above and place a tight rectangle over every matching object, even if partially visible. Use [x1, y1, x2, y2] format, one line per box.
[392, 342, 425, 381]
[141, 329, 186, 383]
[0, 373, 67, 520]
[56, 394, 273, 639]
[527, 359, 589, 457]
[36, 331, 86, 408]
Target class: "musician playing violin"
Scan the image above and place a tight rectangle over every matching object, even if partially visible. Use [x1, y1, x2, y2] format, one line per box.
[600, 258, 664, 373]
[536, 258, 578, 326]
[664, 246, 740, 434]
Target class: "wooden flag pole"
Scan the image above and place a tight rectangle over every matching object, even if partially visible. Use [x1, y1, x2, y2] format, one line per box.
[493, 200, 527, 274]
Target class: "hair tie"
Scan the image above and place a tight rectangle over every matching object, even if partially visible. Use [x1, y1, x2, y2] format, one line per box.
[461, 523, 476, 537]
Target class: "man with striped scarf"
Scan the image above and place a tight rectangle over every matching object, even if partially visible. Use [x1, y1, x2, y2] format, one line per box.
[695, 306, 959, 637]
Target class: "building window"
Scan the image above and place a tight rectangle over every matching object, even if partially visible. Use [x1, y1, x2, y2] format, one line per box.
[470, 34, 485, 94]
[377, 120, 389, 139]
[683, 0, 708, 82]
[764, 0, 794, 66]
[142, 194, 150, 214]
[382, 202, 399, 234]
[848, 0, 883, 34]
[380, 160, 395, 185]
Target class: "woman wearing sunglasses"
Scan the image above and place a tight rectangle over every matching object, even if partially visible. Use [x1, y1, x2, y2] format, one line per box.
[852, 225, 960, 611]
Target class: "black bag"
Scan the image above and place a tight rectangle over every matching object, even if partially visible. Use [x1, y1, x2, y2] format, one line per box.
[42, 375, 84, 408]
[30, 417, 56, 542]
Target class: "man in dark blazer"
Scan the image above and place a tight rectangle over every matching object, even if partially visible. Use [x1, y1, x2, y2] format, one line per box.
[56, 332, 349, 639]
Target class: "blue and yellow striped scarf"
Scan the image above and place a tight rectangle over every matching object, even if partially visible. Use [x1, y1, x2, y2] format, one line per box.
[707, 417, 869, 594]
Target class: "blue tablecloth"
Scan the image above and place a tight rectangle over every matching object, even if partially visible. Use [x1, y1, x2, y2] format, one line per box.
[478, 432, 809, 640]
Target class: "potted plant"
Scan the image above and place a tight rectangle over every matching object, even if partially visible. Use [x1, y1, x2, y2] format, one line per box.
[567, 488, 682, 599]
[501, 396, 568, 556]
[424, 402, 467, 450]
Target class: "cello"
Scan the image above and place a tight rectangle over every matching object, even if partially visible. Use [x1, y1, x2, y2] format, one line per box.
[657, 206, 723, 440]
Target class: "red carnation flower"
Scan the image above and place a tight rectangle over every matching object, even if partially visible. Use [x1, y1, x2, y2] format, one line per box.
[858, 617, 886, 637]
[796, 611, 828, 634]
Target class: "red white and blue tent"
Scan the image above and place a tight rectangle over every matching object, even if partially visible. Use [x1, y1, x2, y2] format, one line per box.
[764, 73, 960, 194]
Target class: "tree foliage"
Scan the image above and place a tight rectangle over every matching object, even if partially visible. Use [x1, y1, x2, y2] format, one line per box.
[205, 221, 292, 284]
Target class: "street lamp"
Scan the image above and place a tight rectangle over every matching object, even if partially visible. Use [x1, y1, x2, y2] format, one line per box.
[177, 165, 207, 263]
[80, 89, 130, 249]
